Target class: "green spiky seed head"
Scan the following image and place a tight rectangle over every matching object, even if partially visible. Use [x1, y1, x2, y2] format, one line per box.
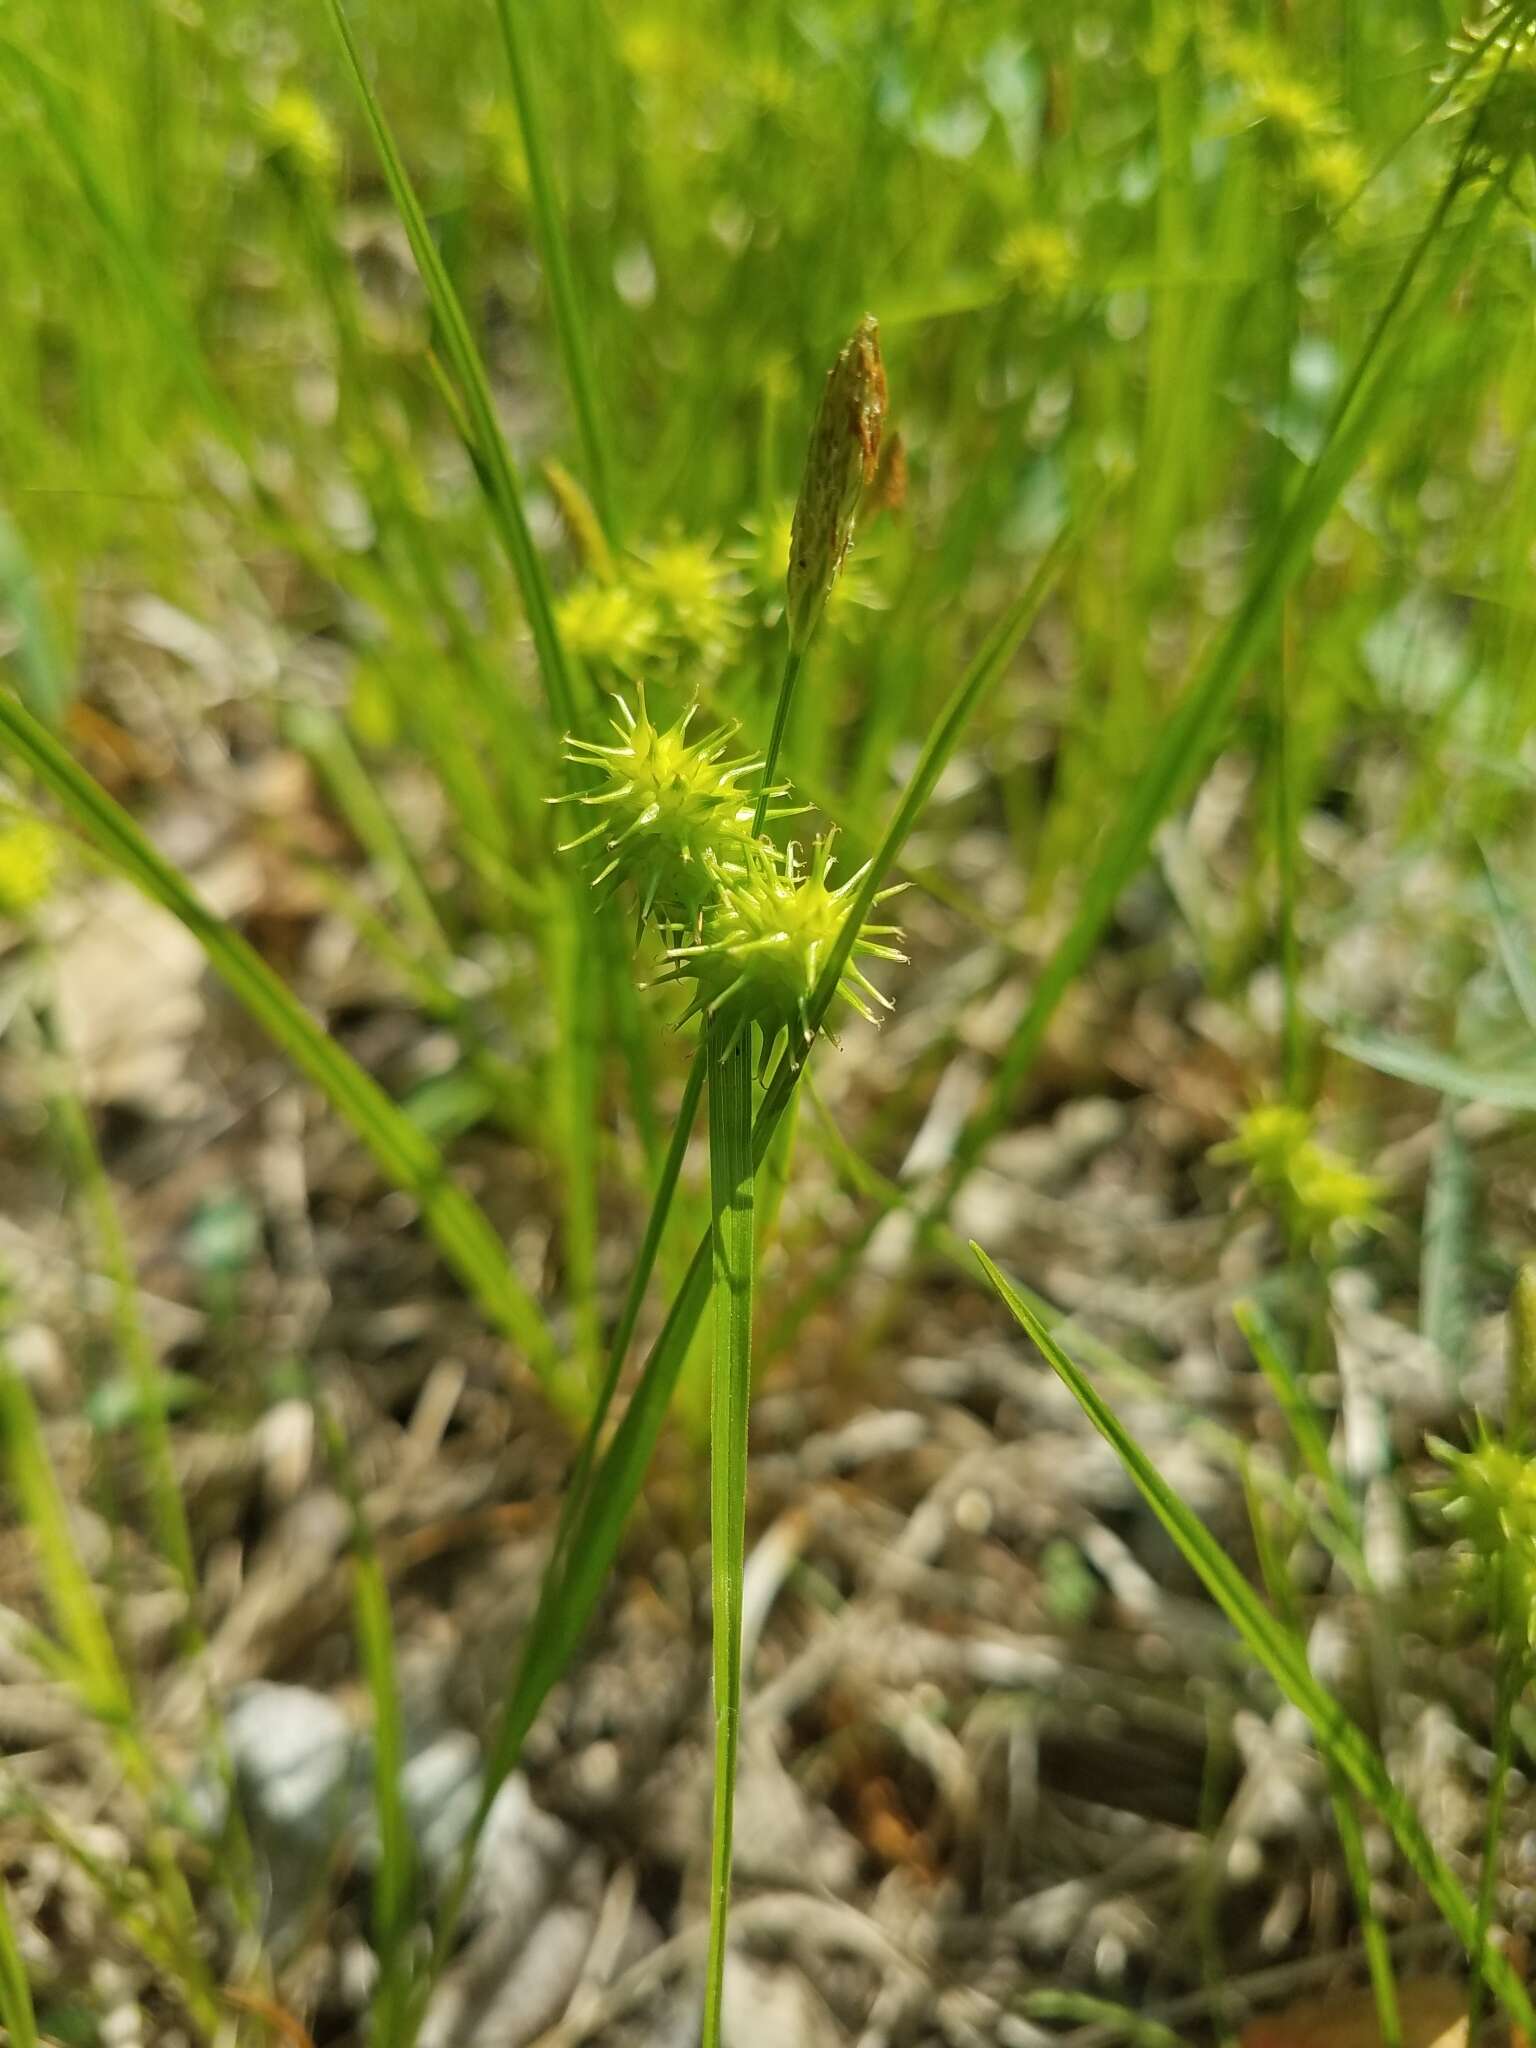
[661, 837, 904, 1062]
[1443, 12, 1536, 165]
[995, 222, 1079, 301]
[632, 538, 744, 669]
[1212, 1103, 1385, 1250]
[1427, 1428, 1536, 1659]
[786, 315, 887, 655]
[262, 88, 341, 185]
[558, 692, 782, 926]
[556, 579, 661, 673]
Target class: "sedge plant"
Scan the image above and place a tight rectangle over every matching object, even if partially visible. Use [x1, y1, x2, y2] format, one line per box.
[553, 314, 896, 2044]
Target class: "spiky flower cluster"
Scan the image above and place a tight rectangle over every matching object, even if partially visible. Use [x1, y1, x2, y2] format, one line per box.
[658, 837, 904, 1066]
[1427, 1429, 1536, 1661]
[732, 502, 883, 637]
[1207, 23, 1367, 215]
[261, 88, 341, 186]
[556, 537, 745, 680]
[558, 692, 774, 924]
[1212, 1103, 1386, 1251]
[558, 695, 903, 1062]
[995, 221, 1080, 303]
[1442, 11, 1536, 166]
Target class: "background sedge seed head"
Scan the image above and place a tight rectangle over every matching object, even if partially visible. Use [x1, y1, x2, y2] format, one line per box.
[0, 815, 58, 920]
[1443, 10, 1536, 166]
[1427, 1428, 1536, 1659]
[786, 314, 887, 654]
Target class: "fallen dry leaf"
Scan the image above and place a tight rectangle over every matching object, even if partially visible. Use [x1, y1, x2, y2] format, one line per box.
[1243, 1978, 1472, 2048]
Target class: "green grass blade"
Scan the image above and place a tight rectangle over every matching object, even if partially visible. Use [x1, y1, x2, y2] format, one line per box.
[0, 1359, 132, 1725]
[492, 0, 616, 540]
[285, 705, 455, 967]
[320, 1404, 414, 2048]
[0, 505, 69, 726]
[755, 644, 806, 834]
[405, 1051, 709, 2038]
[972, 1243, 1536, 2036]
[1480, 847, 1536, 1036]
[1240, 1461, 1401, 2048]
[320, 0, 579, 734]
[702, 1020, 754, 2046]
[34, 989, 198, 1596]
[1234, 1299, 1364, 1577]
[0, 37, 249, 459]
[546, 890, 604, 1387]
[1333, 1030, 1536, 1110]
[1420, 1105, 1473, 1380]
[0, 685, 561, 1388]
[0, 1876, 38, 2048]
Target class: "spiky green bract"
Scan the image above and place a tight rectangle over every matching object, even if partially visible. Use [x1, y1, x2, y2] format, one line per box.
[1428, 1428, 1536, 1659]
[1443, 9, 1536, 166]
[557, 691, 787, 927]
[662, 837, 905, 1066]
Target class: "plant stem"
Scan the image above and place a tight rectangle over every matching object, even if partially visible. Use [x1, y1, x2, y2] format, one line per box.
[754, 643, 805, 834]
[0, 1875, 37, 2048]
[703, 1017, 755, 2046]
[1332, 1770, 1402, 2048]
[32, 983, 195, 1597]
[1468, 1633, 1522, 2039]
[404, 1052, 709, 2041]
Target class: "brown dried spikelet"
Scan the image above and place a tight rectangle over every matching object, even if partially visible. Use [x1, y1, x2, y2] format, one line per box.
[786, 313, 886, 653]
[870, 429, 907, 518]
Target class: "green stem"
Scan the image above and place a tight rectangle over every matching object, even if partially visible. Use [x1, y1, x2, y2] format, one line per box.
[703, 1017, 755, 2047]
[0, 1876, 37, 2048]
[1331, 1771, 1402, 2048]
[404, 1052, 709, 2041]
[32, 984, 195, 1597]
[321, 0, 582, 736]
[315, 1401, 414, 2047]
[492, 0, 617, 541]
[755, 643, 805, 834]
[1468, 1634, 1522, 2040]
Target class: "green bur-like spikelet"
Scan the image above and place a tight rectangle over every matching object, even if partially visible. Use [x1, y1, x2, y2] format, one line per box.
[1427, 1429, 1536, 1660]
[1442, 10, 1536, 167]
[659, 836, 905, 1066]
[557, 691, 791, 926]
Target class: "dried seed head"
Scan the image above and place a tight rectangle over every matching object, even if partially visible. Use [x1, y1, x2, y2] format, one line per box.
[786, 314, 887, 654]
